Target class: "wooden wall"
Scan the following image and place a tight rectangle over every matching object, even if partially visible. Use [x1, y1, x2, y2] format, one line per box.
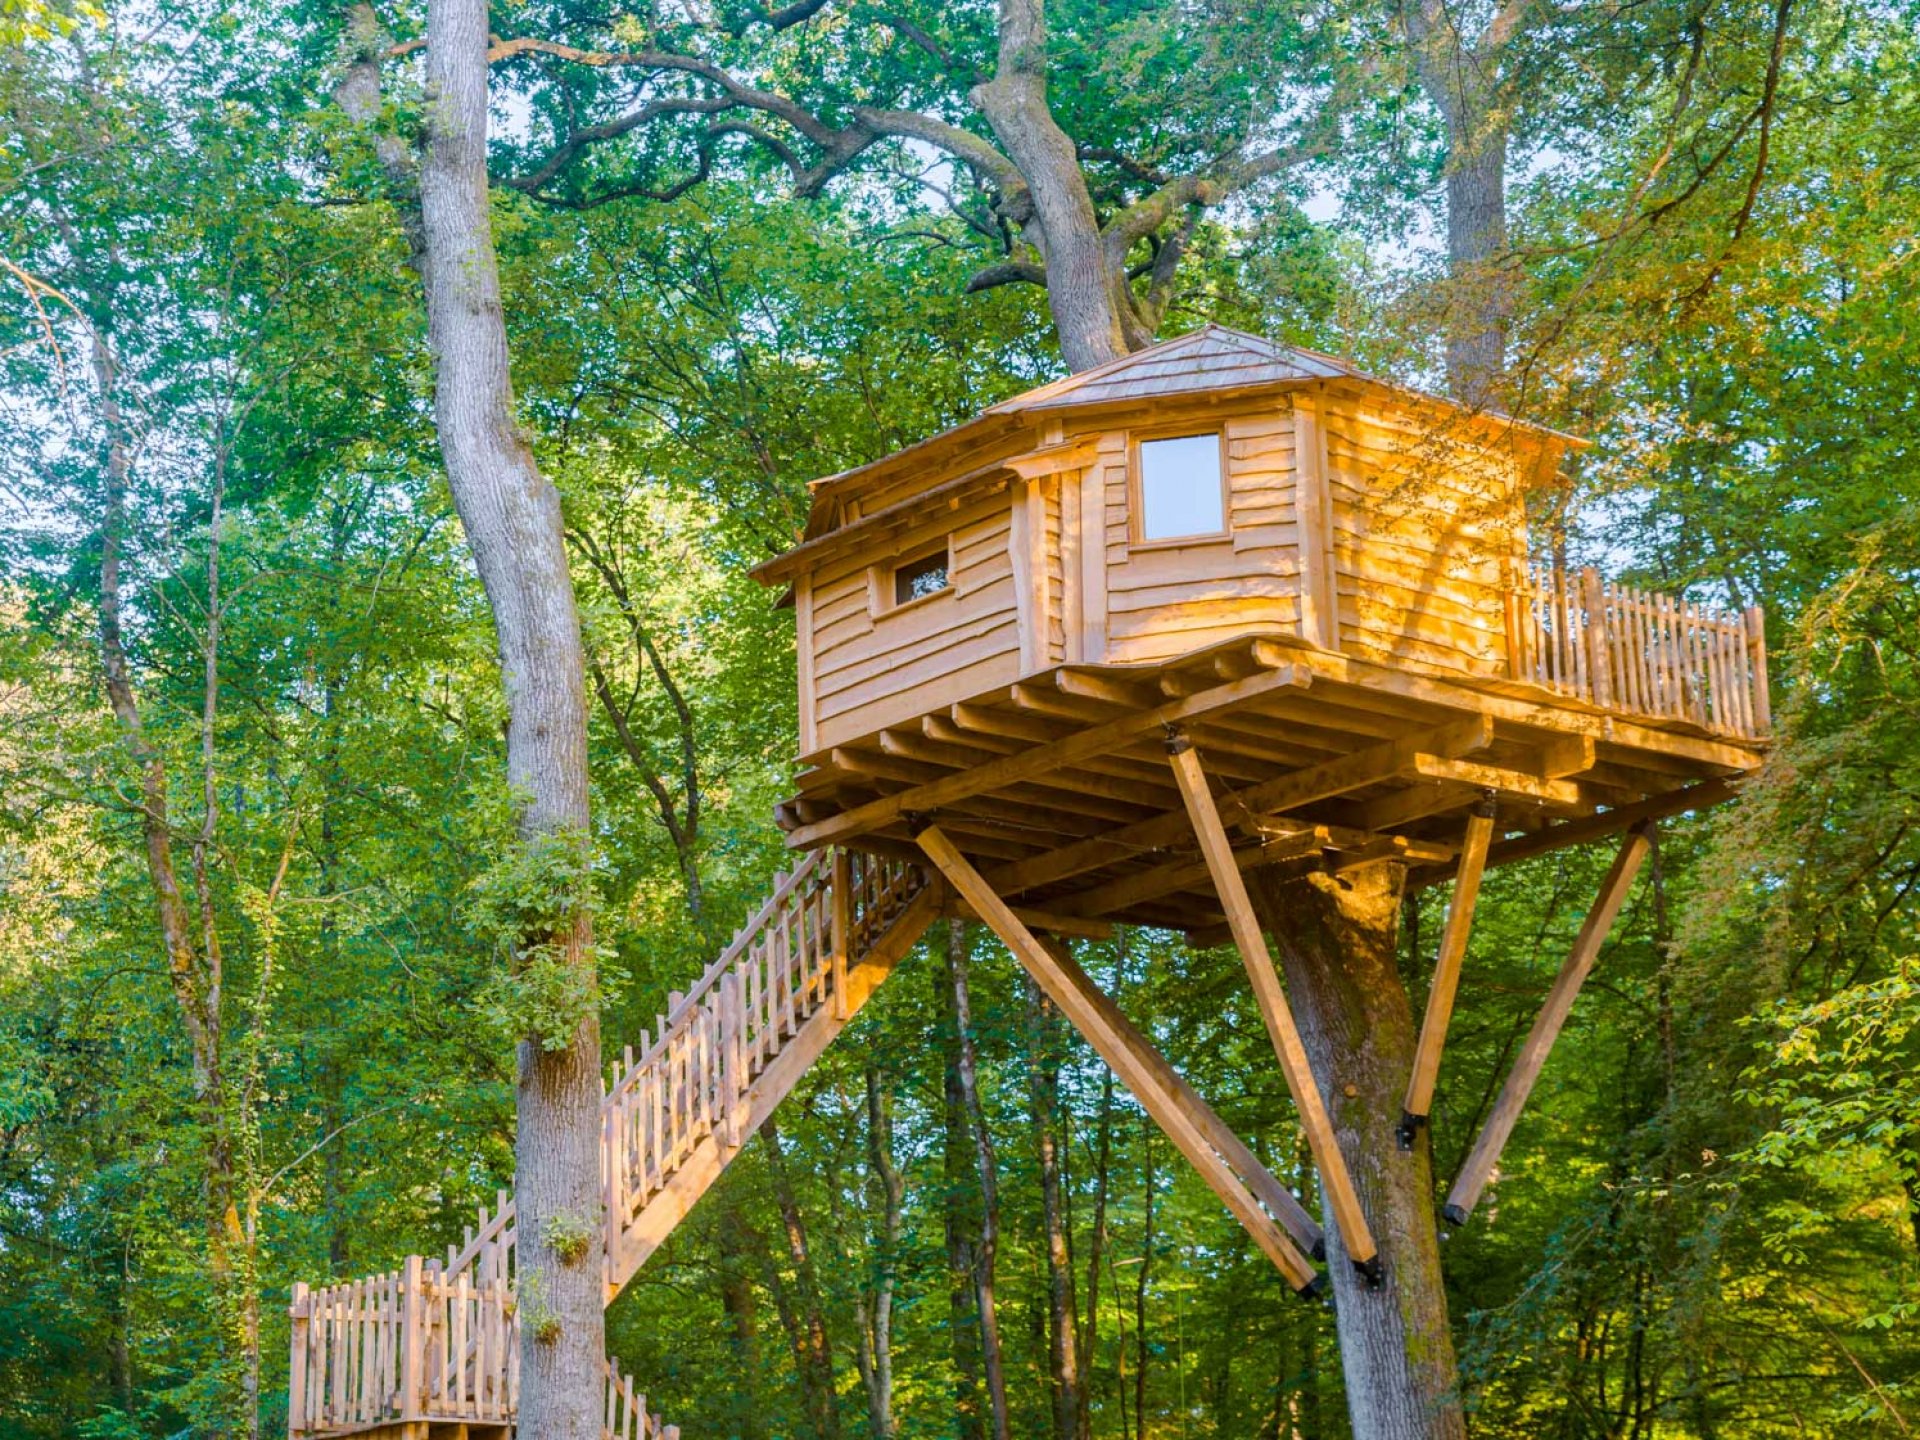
[796, 388, 1532, 756]
[1077, 407, 1305, 665]
[806, 494, 1025, 753]
[1319, 394, 1523, 680]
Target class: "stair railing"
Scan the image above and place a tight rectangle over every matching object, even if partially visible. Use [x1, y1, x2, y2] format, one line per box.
[287, 847, 927, 1438]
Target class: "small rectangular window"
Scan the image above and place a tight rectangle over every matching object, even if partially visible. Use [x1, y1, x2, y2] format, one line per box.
[892, 549, 950, 606]
[1138, 433, 1226, 542]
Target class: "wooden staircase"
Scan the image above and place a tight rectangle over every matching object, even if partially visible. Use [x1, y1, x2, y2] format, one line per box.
[287, 849, 936, 1440]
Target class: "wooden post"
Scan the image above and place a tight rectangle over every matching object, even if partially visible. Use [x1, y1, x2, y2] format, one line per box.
[1164, 737, 1381, 1281]
[916, 825, 1324, 1294]
[1745, 605, 1771, 734]
[1581, 567, 1612, 710]
[398, 1254, 426, 1422]
[1292, 391, 1339, 651]
[1444, 822, 1654, 1225]
[288, 1282, 311, 1439]
[1398, 798, 1496, 1148]
[831, 849, 852, 1020]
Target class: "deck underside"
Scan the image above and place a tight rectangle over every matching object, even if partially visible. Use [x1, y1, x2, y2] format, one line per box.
[778, 633, 1766, 937]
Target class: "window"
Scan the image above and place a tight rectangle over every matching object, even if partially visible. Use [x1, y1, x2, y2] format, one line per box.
[1137, 432, 1226, 542]
[892, 549, 950, 606]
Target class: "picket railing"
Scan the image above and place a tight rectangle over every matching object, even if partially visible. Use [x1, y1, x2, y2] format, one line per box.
[287, 846, 928, 1438]
[1508, 564, 1769, 739]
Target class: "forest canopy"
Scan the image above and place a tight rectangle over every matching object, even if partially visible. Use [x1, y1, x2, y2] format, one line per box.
[1, 0, 1916, 1436]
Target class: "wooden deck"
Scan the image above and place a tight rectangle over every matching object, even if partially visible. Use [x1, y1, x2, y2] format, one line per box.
[777, 615, 1767, 938]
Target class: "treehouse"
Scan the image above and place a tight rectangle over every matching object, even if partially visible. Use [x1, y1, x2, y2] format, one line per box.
[751, 324, 1770, 914]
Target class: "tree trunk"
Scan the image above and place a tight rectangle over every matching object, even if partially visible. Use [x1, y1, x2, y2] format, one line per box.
[716, 1203, 768, 1440]
[759, 1120, 842, 1440]
[417, 0, 605, 1433]
[936, 929, 987, 1440]
[1026, 973, 1082, 1440]
[862, 1067, 903, 1438]
[1442, 124, 1509, 405]
[1245, 862, 1466, 1440]
[971, 0, 1136, 370]
[947, 919, 1012, 1440]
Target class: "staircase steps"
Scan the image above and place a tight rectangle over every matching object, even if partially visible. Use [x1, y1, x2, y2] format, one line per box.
[288, 848, 935, 1439]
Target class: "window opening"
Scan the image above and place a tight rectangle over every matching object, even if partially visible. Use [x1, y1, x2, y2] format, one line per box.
[893, 549, 950, 606]
[1138, 433, 1226, 541]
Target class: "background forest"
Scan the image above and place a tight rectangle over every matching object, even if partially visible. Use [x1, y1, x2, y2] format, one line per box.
[1, 0, 1916, 1435]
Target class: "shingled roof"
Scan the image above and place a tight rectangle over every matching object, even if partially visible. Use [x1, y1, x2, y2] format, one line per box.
[984, 324, 1355, 413]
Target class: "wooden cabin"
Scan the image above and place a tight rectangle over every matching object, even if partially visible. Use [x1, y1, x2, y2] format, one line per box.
[750, 325, 1771, 936]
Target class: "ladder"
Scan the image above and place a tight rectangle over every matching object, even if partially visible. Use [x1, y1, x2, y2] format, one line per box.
[286, 848, 936, 1439]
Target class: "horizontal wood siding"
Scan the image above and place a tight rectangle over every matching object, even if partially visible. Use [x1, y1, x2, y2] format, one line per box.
[810, 497, 1023, 750]
[1322, 397, 1523, 679]
[1097, 406, 1303, 665]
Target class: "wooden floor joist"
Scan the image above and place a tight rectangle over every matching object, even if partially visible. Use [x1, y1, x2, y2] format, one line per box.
[1398, 801, 1497, 1149]
[1165, 737, 1383, 1282]
[916, 826, 1326, 1295]
[1444, 822, 1655, 1226]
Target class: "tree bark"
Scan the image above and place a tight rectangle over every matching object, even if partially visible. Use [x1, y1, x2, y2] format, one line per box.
[936, 928, 987, 1440]
[970, 0, 1135, 370]
[417, 0, 605, 1433]
[948, 919, 1012, 1440]
[1245, 862, 1466, 1440]
[1025, 970, 1082, 1440]
[860, 1067, 903, 1438]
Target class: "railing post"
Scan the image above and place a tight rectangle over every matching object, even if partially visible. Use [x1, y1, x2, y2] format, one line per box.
[399, 1254, 426, 1421]
[831, 849, 852, 1020]
[1581, 567, 1612, 710]
[287, 1282, 310, 1439]
[1745, 605, 1771, 735]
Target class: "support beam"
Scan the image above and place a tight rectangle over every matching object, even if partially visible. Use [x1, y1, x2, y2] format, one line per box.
[1397, 801, 1496, 1149]
[1031, 933, 1324, 1257]
[916, 827, 1325, 1295]
[1443, 822, 1654, 1226]
[986, 715, 1494, 898]
[787, 663, 1310, 850]
[1165, 738, 1382, 1281]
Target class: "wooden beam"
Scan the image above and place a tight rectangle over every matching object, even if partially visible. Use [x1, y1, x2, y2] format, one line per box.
[1411, 780, 1734, 888]
[1165, 739, 1382, 1281]
[1397, 803, 1496, 1149]
[1031, 934, 1325, 1257]
[916, 827, 1324, 1294]
[986, 716, 1493, 898]
[785, 663, 1310, 849]
[947, 899, 1114, 941]
[1443, 823, 1654, 1226]
[1401, 755, 1580, 806]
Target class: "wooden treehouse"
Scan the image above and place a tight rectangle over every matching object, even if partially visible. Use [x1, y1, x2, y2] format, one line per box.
[285, 326, 1769, 1436]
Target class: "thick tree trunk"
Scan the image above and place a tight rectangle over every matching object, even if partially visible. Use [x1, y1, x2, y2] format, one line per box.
[1442, 127, 1509, 405]
[417, 1, 605, 1434]
[1245, 863, 1466, 1440]
[971, 0, 1135, 370]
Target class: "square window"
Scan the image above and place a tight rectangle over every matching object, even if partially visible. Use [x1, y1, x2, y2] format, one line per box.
[1138, 433, 1226, 541]
[892, 549, 950, 606]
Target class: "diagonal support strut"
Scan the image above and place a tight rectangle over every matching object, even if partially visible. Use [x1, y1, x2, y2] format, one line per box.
[1398, 797, 1498, 1150]
[1443, 821, 1655, 1226]
[1165, 735, 1382, 1283]
[917, 826, 1326, 1297]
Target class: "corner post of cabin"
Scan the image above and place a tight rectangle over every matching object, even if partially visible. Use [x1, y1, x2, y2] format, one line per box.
[913, 823, 1326, 1296]
[1291, 388, 1338, 652]
[1399, 793, 1498, 1150]
[1162, 728, 1383, 1285]
[398, 1252, 426, 1422]
[1444, 820, 1656, 1226]
[1745, 605, 1771, 734]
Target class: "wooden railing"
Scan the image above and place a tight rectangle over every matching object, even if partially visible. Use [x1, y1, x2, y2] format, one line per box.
[287, 847, 927, 1438]
[1509, 565, 1769, 740]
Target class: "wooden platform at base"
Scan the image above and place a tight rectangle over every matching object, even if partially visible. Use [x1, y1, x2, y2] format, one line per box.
[304, 1421, 510, 1440]
[775, 633, 1765, 937]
